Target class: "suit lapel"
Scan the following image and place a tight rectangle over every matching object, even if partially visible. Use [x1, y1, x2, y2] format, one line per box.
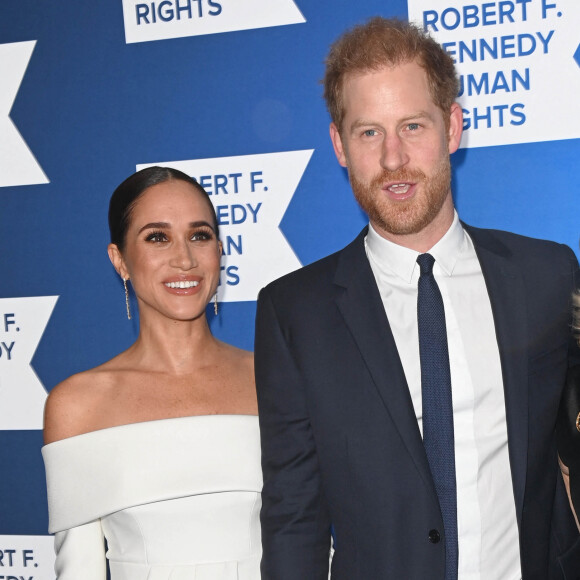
[333, 230, 436, 495]
[333, 226, 530, 522]
[465, 225, 528, 524]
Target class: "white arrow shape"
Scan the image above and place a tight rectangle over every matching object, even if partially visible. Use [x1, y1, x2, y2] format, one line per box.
[0, 535, 55, 579]
[408, 0, 580, 148]
[0, 40, 49, 187]
[123, 0, 305, 44]
[0, 296, 58, 430]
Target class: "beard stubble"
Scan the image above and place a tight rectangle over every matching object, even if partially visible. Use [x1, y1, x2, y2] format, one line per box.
[349, 157, 452, 236]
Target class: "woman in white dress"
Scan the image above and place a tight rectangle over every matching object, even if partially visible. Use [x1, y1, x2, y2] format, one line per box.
[42, 166, 262, 580]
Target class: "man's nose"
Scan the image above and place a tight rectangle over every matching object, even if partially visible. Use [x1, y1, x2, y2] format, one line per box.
[380, 134, 409, 172]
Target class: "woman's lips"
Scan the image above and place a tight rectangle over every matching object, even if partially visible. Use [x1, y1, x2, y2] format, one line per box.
[164, 280, 199, 289]
[163, 277, 202, 294]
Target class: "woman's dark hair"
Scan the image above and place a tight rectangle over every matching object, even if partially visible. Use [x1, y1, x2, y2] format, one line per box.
[108, 166, 219, 251]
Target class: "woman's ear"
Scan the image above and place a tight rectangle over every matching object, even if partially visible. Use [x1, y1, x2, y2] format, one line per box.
[107, 244, 129, 280]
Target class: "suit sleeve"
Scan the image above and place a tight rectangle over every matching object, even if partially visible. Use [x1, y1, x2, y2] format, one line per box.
[556, 248, 580, 526]
[568, 246, 580, 368]
[255, 286, 331, 580]
[53, 520, 107, 579]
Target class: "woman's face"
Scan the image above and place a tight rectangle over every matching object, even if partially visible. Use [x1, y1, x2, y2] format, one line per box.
[109, 179, 221, 323]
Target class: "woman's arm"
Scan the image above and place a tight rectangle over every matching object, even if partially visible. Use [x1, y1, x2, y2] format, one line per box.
[54, 520, 107, 580]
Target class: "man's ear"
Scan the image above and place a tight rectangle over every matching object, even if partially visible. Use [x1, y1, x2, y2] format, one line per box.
[447, 102, 463, 154]
[330, 122, 348, 168]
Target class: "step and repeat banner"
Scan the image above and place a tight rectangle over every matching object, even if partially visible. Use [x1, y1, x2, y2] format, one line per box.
[1, 0, 579, 576]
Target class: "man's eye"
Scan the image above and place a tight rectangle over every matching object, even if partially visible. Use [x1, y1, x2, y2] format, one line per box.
[408, 123, 420, 131]
[363, 129, 377, 137]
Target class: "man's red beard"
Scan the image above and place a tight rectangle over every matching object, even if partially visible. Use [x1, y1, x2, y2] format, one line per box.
[349, 157, 452, 236]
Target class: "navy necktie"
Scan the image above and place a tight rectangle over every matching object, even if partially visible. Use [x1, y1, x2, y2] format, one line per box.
[417, 253, 458, 580]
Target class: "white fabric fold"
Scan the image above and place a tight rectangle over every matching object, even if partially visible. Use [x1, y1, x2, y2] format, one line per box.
[42, 415, 262, 533]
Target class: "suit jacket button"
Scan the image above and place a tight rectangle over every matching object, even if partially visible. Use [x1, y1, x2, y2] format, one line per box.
[428, 529, 441, 543]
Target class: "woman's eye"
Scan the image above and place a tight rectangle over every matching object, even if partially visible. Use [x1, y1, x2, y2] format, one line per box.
[191, 230, 213, 242]
[145, 231, 167, 243]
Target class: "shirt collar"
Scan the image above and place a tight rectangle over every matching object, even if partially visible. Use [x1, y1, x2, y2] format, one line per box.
[365, 211, 468, 283]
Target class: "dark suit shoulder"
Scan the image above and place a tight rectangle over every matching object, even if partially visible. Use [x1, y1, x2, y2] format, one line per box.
[464, 223, 577, 269]
[262, 229, 367, 297]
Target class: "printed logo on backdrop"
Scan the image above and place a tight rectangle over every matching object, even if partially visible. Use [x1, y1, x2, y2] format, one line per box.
[0, 535, 55, 580]
[137, 150, 312, 302]
[0, 41, 49, 188]
[0, 297, 58, 430]
[407, 0, 580, 148]
[122, 0, 305, 44]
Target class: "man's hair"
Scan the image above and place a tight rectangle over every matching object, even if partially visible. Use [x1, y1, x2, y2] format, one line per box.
[323, 17, 459, 131]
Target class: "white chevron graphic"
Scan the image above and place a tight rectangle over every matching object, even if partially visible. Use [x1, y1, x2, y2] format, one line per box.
[0, 296, 58, 430]
[123, 0, 305, 44]
[0, 40, 49, 188]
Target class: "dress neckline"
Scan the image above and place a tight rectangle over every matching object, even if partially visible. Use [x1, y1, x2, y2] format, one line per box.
[43, 413, 259, 449]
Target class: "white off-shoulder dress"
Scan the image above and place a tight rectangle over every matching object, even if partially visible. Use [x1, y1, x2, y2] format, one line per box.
[42, 415, 262, 580]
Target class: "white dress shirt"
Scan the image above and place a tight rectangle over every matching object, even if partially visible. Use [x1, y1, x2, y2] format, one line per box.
[365, 212, 521, 580]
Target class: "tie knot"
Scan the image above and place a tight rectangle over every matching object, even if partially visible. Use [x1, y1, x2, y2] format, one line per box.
[417, 253, 435, 275]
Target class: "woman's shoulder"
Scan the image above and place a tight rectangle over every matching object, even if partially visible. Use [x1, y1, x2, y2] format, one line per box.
[216, 342, 255, 383]
[217, 341, 254, 368]
[210, 342, 257, 413]
[43, 361, 123, 444]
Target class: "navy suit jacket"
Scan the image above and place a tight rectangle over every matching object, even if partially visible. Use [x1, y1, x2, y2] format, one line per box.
[255, 225, 580, 579]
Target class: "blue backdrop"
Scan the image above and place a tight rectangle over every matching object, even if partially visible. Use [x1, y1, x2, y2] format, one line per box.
[1, 0, 578, 575]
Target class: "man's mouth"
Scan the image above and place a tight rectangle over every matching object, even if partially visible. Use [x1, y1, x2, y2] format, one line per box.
[386, 183, 412, 195]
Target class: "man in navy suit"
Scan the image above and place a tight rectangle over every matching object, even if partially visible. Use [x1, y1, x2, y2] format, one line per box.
[255, 17, 580, 579]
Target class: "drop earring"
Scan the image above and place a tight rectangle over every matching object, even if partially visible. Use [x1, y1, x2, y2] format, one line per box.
[214, 293, 218, 316]
[123, 277, 132, 320]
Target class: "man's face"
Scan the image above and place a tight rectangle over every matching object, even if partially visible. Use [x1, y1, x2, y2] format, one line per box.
[330, 60, 463, 248]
